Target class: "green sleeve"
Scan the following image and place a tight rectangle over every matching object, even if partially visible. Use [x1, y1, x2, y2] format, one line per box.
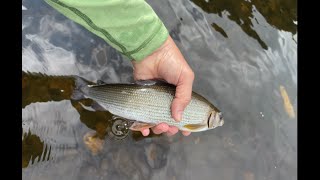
[44, 0, 169, 61]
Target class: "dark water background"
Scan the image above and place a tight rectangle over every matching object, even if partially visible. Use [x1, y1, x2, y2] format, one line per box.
[22, 0, 297, 179]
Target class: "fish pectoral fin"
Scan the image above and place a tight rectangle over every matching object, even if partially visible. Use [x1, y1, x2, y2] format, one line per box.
[183, 124, 207, 131]
[129, 122, 157, 131]
[91, 101, 106, 111]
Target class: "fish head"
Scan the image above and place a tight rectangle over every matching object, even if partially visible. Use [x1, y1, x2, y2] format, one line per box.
[207, 110, 224, 129]
[182, 110, 224, 132]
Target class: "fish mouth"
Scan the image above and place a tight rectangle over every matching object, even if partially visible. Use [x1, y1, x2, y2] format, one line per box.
[218, 118, 224, 126]
[214, 112, 224, 127]
[208, 111, 224, 128]
[218, 112, 224, 126]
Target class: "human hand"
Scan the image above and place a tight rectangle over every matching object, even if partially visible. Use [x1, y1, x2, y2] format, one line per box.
[132, 36, 194, 137]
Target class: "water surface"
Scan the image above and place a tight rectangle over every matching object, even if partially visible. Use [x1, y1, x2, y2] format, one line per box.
[22, 0, 297, 179]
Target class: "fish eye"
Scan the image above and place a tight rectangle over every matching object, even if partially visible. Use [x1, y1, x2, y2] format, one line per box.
[207, 112, 212, 128]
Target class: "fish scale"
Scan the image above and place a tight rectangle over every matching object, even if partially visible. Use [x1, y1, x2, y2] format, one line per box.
[78, 82, 223, 132]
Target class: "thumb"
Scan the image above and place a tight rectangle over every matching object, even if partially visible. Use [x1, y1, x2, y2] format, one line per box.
[171, 69, 194, 122]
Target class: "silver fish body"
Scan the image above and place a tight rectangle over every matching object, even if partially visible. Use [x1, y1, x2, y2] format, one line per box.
[79, 82, 224, 132]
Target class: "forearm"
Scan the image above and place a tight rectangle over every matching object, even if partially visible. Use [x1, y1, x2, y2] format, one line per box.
[44, 0, 169, 61]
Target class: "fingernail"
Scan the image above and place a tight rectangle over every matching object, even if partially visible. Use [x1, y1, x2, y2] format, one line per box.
[182, 131, 191, 136]
[142, 129, 149, 136]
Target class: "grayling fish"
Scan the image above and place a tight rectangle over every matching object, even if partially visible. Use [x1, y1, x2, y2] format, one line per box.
[73, 78, 224, 132]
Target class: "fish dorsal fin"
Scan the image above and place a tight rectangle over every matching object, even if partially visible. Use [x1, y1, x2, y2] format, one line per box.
[129, 122, 156, 131]
[183, 124, 207, 131]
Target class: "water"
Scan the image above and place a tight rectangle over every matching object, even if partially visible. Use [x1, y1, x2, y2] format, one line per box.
[22, 0, 297, 179]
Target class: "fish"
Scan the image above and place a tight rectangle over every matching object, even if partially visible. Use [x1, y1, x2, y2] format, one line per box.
[72, 77, 224, 132]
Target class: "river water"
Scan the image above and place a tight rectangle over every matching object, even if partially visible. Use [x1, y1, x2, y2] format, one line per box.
[22, 0, 297, 179]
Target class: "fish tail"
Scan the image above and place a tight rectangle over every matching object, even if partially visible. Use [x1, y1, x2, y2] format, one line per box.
[71, 76, 91, 100]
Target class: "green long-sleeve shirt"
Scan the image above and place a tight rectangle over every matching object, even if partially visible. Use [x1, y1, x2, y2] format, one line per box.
[44, 0, 169, 61]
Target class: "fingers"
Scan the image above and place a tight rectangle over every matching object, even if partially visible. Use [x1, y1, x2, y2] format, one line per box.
[151, 123, 169, 134]
[139, 123, 168, 136]
[139, 124, 191, 137]
[151, 125, 190, 136]
[182, 131, 191, 136]
[166, 126, 179, 136]
[140, 128, 150, 136]
[171, 68, 194, 122]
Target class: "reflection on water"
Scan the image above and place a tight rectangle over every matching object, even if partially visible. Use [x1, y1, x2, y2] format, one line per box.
[22, 130, 51, 168]
[191, 0, 296, 49]
[211, 22, 228, 38]
[22, 72, 162, 168]
[22, 0, 296, 179]
[22, 71, 74, 108]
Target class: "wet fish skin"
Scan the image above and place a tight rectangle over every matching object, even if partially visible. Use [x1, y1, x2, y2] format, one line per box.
[77, 81, 224, 132]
